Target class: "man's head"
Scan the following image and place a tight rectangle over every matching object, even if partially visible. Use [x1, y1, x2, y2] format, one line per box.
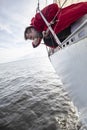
[24, 26, 43, 48]
[24, 26, 42, 40]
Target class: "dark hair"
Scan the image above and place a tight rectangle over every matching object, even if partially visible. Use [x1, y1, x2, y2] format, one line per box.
[24, 26, 43, 40]
[24, 26, 34, 40]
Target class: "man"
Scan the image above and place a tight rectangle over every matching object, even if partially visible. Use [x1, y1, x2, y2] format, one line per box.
[24, 2, 87, 48]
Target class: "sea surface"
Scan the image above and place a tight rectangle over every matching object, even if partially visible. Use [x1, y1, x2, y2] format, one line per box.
[0, 56, 78, 130]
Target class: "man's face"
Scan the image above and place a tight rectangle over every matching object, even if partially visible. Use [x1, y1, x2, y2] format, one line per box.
[26, 28, 38, 40]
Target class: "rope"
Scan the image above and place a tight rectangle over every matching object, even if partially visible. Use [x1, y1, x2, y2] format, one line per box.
[51, 0, 67, 26]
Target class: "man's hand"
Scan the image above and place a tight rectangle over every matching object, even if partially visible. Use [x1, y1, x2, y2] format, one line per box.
[42, 29, 50, 38]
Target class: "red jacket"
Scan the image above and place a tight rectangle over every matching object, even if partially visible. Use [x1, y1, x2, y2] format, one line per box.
[30, 2, 87, 34]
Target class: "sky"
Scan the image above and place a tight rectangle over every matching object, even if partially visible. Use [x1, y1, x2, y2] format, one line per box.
[0, 0, 86, 63]
[0, 0, 53, 63]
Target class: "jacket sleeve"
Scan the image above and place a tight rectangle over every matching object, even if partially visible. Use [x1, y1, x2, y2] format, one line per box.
[30, 3, 59, 32]
[42, 3, 59, 23]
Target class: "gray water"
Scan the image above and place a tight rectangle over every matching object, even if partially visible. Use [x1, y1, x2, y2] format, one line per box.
[0, 57, 78, 130]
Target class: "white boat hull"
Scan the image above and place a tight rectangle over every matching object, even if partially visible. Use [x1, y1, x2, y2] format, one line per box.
[50, 38, 87, 123]
[49, 15, 87, 125]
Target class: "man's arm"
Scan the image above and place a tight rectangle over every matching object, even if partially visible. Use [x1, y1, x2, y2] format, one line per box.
[30, 3, 59, 32]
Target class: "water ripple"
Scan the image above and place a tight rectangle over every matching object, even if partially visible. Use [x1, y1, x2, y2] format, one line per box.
[0, 57, 78, 130]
